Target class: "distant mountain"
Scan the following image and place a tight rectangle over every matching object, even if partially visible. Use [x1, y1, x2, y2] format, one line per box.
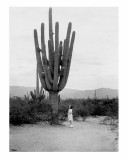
[60, 88, 118, 99]
[10, 86, 118, 99]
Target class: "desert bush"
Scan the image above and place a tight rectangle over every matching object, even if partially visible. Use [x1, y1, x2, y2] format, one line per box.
[9, 97, 51, 125]
[10, 97, 32, 125]
[102, 98, 118, 118]
[10, 97, 65, 125]
[10, 96, 118, 125]
[75, 105, 89, 121]
[59, 98, 118, 120]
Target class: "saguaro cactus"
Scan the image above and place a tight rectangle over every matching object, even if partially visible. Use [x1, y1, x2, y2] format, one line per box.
[30, 63, 45, 101]
[34, 8, 75, 114]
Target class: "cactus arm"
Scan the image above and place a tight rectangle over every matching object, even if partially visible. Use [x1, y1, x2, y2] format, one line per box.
[41, 52, 52, 89]
[34, 29, 48, 91]
[58, 31, 75, 91]
[46, 65, 53, 84]
[39, 85, 43, 96]
[41, 23, 52, 83]
[34, 89, 36, 95]
[49, 8, 54, 75]
[41, 23, 45, 47]
[62, 22, 72, 66]
[41, 51, 51, 80]
[40, 24, 52, 90]
[58, 41, 63, 69]
[41, 51, 53, 86]
[67, 31, 75, 75]
[47, 67, 53, 83]
[30, 91, 36, 99]
[57, 40, 66, 90]
[43, 64, 52, 90]
[36, 63, 39, 96]
[53, 22, 59, 91]
[58, 67, 65, 77]
[41, 43, 53, 85]
[63, 31, 76, 88]
[42, 72, 45, 78]
[58, 23, 72, 91]
[49, 8, 54, 50]
[48, 40, 53, 73]
[41, 23, 49, 65]
[59, 39, 65, 67]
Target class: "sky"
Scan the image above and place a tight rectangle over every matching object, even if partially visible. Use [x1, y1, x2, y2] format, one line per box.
[9, 7, 118, 90]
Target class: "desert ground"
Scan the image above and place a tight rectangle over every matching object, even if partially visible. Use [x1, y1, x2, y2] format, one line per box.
[10, 116, 118, 152]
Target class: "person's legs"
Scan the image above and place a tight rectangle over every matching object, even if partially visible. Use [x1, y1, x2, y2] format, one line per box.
[69, 120, 71, 126]
[72, 120, 73, 127]
[70, 120, 73, 127]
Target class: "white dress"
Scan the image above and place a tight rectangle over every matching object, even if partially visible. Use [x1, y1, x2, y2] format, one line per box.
[68, 109, 73, 121]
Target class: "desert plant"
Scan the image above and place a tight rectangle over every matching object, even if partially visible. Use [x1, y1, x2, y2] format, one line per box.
[34, 8, 75, 119]
[30, 63, 45, 102]
[9, 97, 52, 125]
[10, 96, 118, 125]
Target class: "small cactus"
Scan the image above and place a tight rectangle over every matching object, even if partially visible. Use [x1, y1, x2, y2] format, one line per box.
[30, 63, 45, 101]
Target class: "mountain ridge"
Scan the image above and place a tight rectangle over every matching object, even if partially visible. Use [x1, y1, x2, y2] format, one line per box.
[10, 86, 118, 99]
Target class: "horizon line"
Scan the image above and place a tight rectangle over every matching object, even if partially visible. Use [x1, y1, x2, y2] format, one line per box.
[9, 85, 118, 91]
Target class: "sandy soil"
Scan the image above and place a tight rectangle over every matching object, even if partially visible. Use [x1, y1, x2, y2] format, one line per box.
[9, 117, 118, 152]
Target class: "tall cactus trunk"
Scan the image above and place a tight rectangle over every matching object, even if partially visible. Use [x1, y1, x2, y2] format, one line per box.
[49, 92, 59, 114]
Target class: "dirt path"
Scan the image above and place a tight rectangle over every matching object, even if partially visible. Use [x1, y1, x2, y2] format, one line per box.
[10, 117, 118, 152]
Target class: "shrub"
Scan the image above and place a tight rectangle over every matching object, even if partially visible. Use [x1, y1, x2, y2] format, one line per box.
[102, 98, 118, 118]
[9, 97, 51, 125]
[10, 96, 118, 125]
[10, 97, 32, 125]
[59, 98, 118, 120]
[75, 105, 89, 121]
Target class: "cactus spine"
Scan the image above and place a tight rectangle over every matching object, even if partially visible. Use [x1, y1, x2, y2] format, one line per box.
[34, 8, 75, 114]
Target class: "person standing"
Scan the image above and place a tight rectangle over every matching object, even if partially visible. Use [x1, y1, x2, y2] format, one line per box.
[68, 105, 73, 128]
